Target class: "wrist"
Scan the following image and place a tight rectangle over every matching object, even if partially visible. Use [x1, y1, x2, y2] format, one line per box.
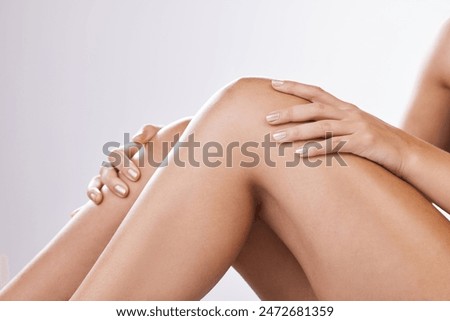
[399, 135, 429, 182]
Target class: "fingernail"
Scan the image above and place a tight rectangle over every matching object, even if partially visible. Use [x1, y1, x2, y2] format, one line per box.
[114, 185, 127, 195]
[89, 192, 98, 202]
[272, 79, 284, 87]
[128, 168, 139, 180]
[295, 147, 307, 156]
[266, 112, 280, 122]
[272, 131, 287, 141]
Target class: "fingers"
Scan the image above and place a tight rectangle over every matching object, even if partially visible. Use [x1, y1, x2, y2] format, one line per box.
[294, 135, 351, 158]
[81, 124, 160, 209]
[271, 79, 345, 106]
[87, 175, 104, 205]
[86, 156, 132, 205]
[271, 120, 353, 143]
[99, 164, 129, 198]
[266, 103, 345, 125]
[85, 148, 136, 206]
[124, 124, 161, 161]
[108, 147, 140, 182]
[132, 124, 161, 145]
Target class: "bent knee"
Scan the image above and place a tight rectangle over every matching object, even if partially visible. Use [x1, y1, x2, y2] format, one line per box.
[196, 77, 309, 143]
[206, 77, 308, 123]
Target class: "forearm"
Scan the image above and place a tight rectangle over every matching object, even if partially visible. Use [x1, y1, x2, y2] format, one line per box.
[402, 137, 450, 214]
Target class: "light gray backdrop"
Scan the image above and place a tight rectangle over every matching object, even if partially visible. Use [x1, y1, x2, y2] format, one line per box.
[1, 0, 450, 300]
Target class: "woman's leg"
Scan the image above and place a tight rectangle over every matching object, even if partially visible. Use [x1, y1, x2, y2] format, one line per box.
[70, 77, 450, 300]
[0, 116, 316, 300]
[0, 119, 188, 300]
[234, 218, 317, 300]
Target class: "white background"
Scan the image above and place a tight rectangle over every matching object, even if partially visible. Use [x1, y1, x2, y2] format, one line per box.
[1, 0, 450, 300]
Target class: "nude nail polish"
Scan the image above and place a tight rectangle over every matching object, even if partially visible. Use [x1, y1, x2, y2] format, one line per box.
[295, 147, 306, 156]
[266, 112, 280, 122]
[272, 79, 284, 87]
[272, 131, 287, 141]
[128, 168, 138, 180]
[115, 185, 127, 195]
[89, 192, 98, 202]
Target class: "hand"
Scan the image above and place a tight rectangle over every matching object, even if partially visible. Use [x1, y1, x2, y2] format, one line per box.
[70, 124, 160, 217]
[268, 79, 419, 177]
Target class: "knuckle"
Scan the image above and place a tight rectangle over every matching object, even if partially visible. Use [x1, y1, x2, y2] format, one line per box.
[350, 108, 364, 120]
[290, 125, 302, 139]
[311, 86, 324, 97]
[319, 120, 332, 133]
[285, 107, 295, 121]
[362, 131, 376, 145]
[315, 103, 326, 114]
[357, 120, 371, 132]
[315, 86, 324, 92]
[316, 102, 326, 109]
[141, 124, 155, 132]
[341, 102, 355, 110]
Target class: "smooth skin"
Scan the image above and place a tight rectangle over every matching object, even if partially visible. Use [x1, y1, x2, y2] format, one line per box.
[403, 19, 450, 152]
[75, 19, 450, 300]
[1, 21, 448, 297]
[0, 116, 315, 300]
[77, 124, 315, 301]
[63, 77, 450, 300]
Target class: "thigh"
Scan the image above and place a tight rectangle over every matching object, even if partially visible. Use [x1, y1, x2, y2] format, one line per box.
[72, 77, 450, 300]
[202, 77, 450, 299]
[256, 153, 450, 300]
[201, 77, 450, 300]
[68, 78, 314, 300]
[234, 218, 317, 300]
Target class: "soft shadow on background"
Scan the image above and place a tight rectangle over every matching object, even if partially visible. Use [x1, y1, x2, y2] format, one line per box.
[1, 0, 450, 300]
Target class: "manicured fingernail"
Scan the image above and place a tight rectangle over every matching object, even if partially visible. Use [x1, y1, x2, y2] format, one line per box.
[128, 168, 139, 180]
[272, 79, 284, 87]
[89, 192, 98, 202]
[295, 147, 307, 156]
[114, 185, 127, 195]
[266, 112, 280, 122]
[272, 131, 287, 141]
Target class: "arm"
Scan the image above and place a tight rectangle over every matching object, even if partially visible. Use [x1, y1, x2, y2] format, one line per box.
[403, 20, 450, 152]
[269, 80, 450, 214]
[401, 137, 450, 214]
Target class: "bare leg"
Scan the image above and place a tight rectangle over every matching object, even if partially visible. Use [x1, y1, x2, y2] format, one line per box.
[0, 116, 315, 300]
[70, 78, 450, 300]
[0, 119, 189, 300]
[234, 218, 316, 300]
